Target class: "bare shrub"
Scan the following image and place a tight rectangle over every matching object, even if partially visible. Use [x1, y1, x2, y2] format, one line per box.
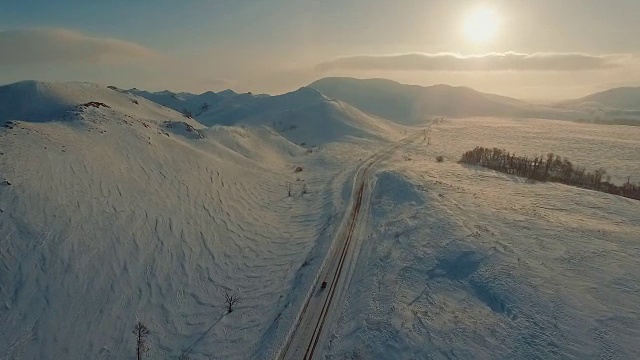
[224, 291, 240, 313]
[133, 321, 150, 360]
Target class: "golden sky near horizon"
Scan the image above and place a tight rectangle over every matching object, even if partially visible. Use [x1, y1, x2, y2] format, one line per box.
[1, 1, 639, 100]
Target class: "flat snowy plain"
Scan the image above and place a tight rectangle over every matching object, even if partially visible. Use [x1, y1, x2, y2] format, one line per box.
[326, 117, 640, 359]
[1, 83, 639, 359]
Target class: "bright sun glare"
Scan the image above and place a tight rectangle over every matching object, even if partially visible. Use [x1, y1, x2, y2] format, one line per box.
[463, 8, 500, 44]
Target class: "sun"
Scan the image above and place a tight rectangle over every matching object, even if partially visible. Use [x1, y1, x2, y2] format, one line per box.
[463, 8, 500, 44]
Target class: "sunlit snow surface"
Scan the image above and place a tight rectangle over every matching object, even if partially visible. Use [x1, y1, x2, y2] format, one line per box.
[1, 81, 639, 360]
[326, 118, 640, 359]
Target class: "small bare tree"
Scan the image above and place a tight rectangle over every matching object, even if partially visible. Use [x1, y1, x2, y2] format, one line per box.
[287, 182, 292, 197]
[133, 321, 150, 360]
[224, 291, 240, 313]
[302, 183, 308, 195]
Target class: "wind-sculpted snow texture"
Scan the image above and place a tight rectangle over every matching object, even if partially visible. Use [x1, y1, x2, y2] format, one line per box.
[326, 118, 640, 359]
[0, 81, 399, 359]
[2, 80, 640, 359]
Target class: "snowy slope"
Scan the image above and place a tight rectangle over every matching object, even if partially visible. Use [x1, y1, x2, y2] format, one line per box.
[196, 87, 407, 145]
[232, 100, 405, 145]
[128, 88, 229, 117]
[127, 88, 192, 111]
[0, 81, 375, 359]
[566, 86, 640, 110]
[196, 87, 331, 126]
[130, 86, 407, 145]
[0, 81, 192, 124]
[202, 125, 306, 166]
[556, 87, 640, 125]
[309, 77, 586, 123]
[325, 118, 640, 359]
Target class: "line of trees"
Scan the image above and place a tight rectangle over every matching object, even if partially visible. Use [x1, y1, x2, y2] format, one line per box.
[459, 146, 639, 201]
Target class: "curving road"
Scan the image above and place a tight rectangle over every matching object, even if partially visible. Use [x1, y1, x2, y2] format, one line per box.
[278, 125, 431, 360]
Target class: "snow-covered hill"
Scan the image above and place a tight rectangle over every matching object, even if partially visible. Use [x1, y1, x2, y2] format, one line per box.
[128, 88, 235, 117]
[0, 81, 366, 359]
[124, 85, 406, 145]
[0, 81, 192, 124]
[195, 87, 406, 145]
[309, 77, 587, 123]
[566, 86, 640, 110]
[555, 87, 640, 125]
[196, 87, 328, 126]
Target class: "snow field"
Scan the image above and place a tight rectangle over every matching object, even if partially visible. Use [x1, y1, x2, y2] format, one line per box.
[327, 119, 640, 359]
[0, 86, 384, 359]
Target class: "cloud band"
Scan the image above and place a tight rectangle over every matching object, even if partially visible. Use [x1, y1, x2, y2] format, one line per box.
[0, 28, 157, 65]
[316, 52, 630, 72]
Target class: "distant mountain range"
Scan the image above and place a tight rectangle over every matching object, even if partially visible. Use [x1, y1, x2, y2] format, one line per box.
[0, 81, 403, 146]
[309, 77, 548, 123]
[309, 78, 640, 125]
[127, 88, 238, 116]
[130, 77, 640, 126]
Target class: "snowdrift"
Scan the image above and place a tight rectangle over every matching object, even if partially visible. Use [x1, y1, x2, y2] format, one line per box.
[203, 125, 307, 166]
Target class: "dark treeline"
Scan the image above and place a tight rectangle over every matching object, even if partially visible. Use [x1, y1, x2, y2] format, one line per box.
[574, 118, 640, 127]
[459, 146, 640, 201]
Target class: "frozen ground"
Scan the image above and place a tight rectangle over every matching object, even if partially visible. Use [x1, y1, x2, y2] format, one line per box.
[0, 81, 407, 359]
[1, 82, 639, 359]
[326, 118, 640, 359]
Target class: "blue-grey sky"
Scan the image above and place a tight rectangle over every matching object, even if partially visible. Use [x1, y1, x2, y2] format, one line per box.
[2, 0, 639, 99]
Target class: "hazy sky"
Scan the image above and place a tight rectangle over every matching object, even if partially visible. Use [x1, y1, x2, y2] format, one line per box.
[1, 0, 639, 100]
